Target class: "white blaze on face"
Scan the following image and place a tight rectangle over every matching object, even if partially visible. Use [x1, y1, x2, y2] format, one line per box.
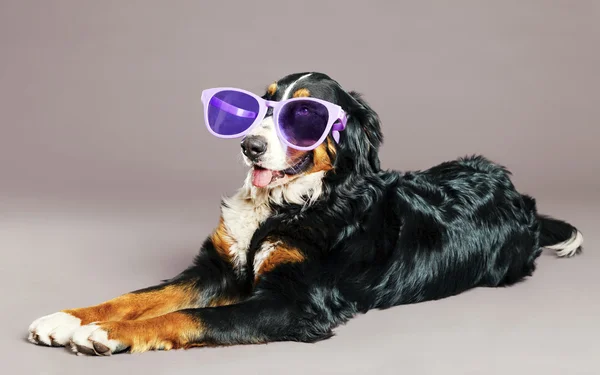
[281, 73, 313, 101]
[242, 73, 314, 173]
[244, 116, 289, 171]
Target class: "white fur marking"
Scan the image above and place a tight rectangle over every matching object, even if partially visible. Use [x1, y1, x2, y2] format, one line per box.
[245, 72, 314, 171]
[245, 117, 289, 170]
[28, 311, 82, 346]
[69, 324, 101, 353]
[70, 324, 124, 355]
[282, 73, 313, 100]
[253, 241, 279, 275]
[220, 170, 324, 274]
[545, 230, 584, 257]
[221, 189, 272, 273]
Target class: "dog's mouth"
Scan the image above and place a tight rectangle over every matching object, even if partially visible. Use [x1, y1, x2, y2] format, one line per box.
[251, 154, 313, 188]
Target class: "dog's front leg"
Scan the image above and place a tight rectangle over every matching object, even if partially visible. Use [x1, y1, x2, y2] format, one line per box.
[28, 231, 243, 348]
[67, 286, 352, 355]
[68, 240, 358, 356]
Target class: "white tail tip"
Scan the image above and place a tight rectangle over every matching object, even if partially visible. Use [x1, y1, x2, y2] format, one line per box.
[545, 230, 584, 257]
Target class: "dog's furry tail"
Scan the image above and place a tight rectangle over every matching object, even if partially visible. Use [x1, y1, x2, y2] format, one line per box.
[538, 214, 583, 257]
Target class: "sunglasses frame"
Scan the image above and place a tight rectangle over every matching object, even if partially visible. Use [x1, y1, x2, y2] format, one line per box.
[201, 87, 348, 151]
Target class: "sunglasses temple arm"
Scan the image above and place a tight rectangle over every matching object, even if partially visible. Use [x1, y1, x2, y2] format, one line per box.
[331, 114, 348, 143]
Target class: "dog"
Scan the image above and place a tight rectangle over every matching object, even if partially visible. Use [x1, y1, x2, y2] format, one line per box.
[27, 72, 584, 356]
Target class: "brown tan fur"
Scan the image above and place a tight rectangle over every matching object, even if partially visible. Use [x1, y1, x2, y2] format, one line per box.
[62, 284, 199, 325]
[256, 242, 305, 279]
[206, 295, 241, 308]
[292, 88, 310, 98]
[99, 312, 202, 353]
[283, 135, 335, 183]
[267, 82, 277, 96]
[286, 147, 306, 163]
[62, 220, 239, 327]
[309, 138, 336, 173]
[210, 216, 234, 262]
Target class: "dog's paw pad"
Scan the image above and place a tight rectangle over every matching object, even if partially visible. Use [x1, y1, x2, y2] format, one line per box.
[28, 312, 81, 347]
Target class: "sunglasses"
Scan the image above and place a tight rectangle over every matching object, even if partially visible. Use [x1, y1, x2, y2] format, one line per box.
[201, 87, 348, 151]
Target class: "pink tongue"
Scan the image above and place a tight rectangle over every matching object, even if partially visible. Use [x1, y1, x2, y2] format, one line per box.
[252, 168, 273, 188]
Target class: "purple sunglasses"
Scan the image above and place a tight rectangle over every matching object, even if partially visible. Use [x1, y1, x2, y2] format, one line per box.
[201, 87, 348, 151]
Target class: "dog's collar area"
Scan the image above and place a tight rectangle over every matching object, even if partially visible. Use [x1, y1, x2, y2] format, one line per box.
[253, 153, 312, 177]
[280, 153, 313, 175]
[250, 153, 313, 188]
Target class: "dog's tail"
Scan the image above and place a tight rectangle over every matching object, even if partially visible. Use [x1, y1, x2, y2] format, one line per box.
[538, 214, 584, 257]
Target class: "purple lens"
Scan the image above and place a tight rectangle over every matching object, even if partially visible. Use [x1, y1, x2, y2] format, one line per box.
[278, 100, 329, 147]
[207, 90, 260, 136]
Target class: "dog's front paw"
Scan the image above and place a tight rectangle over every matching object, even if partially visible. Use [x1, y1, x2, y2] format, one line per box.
[69, 324, 126, 356]
[28, 312, 82, 347]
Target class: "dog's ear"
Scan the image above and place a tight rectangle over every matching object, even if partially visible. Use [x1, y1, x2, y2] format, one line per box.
[334, 91, 383, 173]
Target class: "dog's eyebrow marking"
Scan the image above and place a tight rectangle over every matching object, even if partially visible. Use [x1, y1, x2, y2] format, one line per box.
[267, 82, 277, 96]
[292, 88, 310, 98]
[282, 73, 312, 100]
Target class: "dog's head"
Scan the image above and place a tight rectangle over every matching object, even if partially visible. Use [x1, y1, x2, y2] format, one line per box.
[240, 72, 383, 201]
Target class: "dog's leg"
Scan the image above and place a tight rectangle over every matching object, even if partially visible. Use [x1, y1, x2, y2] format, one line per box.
[67, 282, 354, 355]
[28, 228, 243, 348]
[68, 240, 358, 356]
[27, 281, 201, 347]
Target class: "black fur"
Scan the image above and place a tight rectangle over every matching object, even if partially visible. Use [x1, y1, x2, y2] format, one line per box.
[131, 73, 586, 346]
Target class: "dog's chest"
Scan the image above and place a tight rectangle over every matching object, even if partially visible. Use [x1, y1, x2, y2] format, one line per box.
[221, 196, 272, 272]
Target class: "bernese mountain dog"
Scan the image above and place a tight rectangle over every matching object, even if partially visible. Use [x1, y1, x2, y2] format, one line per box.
[28, 72, 584, 356]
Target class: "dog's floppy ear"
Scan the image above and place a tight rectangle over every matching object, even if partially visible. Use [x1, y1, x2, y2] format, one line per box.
[335, 91, 383, 173]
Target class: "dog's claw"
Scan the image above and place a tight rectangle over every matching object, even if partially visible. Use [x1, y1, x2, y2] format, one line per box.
[92, 341, 111, 356]
[49, 335, 61, 347]
[74, 343, 96, 356]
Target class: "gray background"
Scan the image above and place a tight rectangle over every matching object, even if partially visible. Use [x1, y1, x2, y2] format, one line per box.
[1, 1, 598, 374]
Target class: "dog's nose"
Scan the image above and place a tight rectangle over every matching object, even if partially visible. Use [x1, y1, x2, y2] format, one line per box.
[241, 136, 267, 160]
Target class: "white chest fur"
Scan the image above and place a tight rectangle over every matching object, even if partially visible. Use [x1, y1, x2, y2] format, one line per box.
[219, 171, 325, 274]
[220, 192, 272, 273]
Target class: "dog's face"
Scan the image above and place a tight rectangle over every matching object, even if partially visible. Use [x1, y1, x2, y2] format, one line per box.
[241, 72, 384, 191]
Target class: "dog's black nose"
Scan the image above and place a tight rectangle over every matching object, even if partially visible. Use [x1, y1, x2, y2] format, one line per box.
[241, 136, 267, 160]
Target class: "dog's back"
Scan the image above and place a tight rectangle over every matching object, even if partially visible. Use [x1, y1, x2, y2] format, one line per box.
[350, 155, 583, 309]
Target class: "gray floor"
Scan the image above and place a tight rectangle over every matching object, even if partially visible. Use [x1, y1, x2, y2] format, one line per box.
[2, 193, 598, 375]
